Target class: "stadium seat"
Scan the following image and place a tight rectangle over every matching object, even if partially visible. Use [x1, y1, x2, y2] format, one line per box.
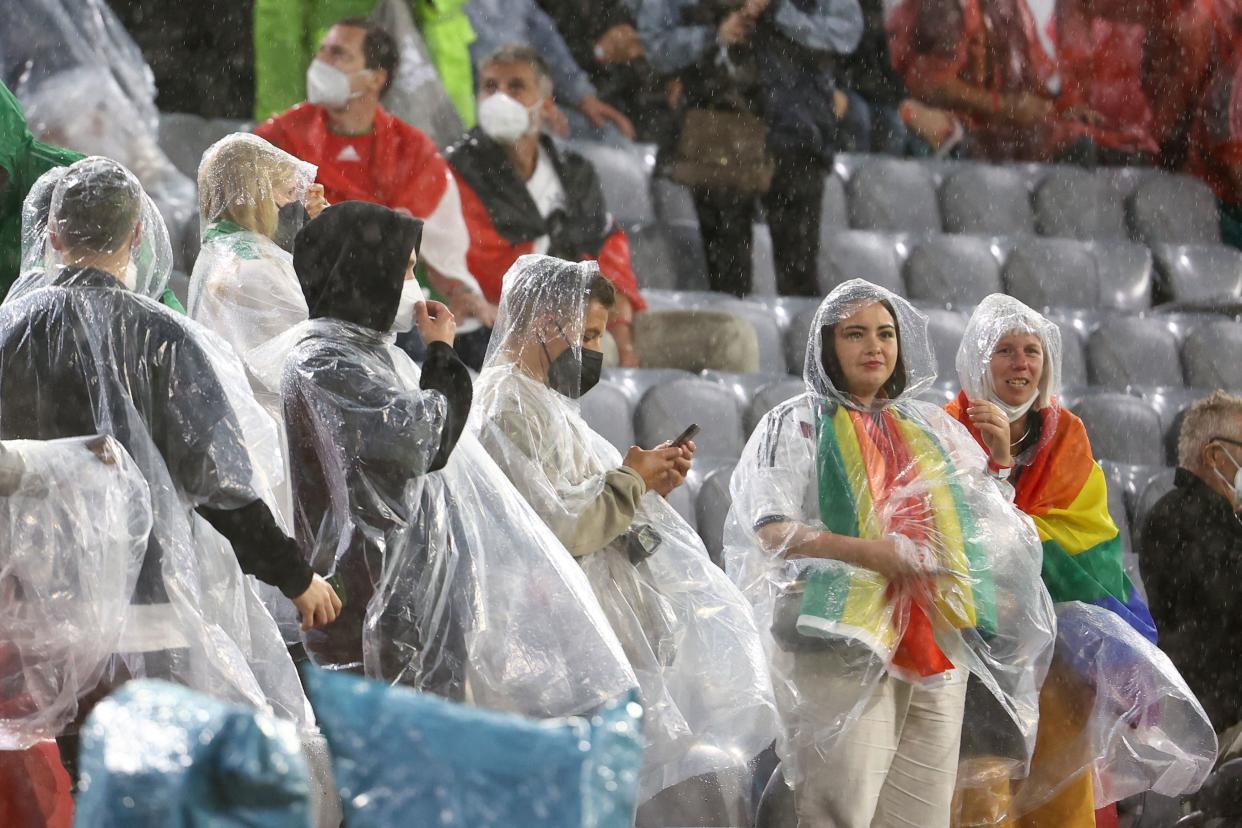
[940, 166, 1036, 236]
[651, 177, 698, 226]
[1182, 320, 1242, 390]
[818, 230, 906, 297]
[168, 270, 191, 308]
[1151, 244, 1242, 305]
[918, 386, 957, 407]
[635, 378, 746, 459]
[695, 462, 737, 565]
[1003, 238, 1099, 310]
[747, 377, 807, 433]
[924, 309, 969, 387]
[565, 141, 653, 229]
[821, 174, 849, 232]
[750, 295, 822, 336]
[904, 234, 1003, 309]
[1091, 241, 1154, 312]
[847, 159, 941, 234]
[603, 367, 696, 404]
[628, 225, 680, 291]
[665, 483, 697, 531]
[1134, 386, 1211, 465]
[786, 305, 820, 375]
[700, 370, 787, 411]
[635, 308, 761, 372]
[1097, 166, 1159, 201]
[1034, 168, 1129, 241]
[1128, 174, 1221, 246]
[1076, 395, 1166, 466]
[157, 111, 211, 179]
[1132, 467, 1178, 552]
[1054, 321, 1090, 392]
[579, 379, 636, 453]
[752, 223, 778, 297]
[1087, 318, 1185, 390]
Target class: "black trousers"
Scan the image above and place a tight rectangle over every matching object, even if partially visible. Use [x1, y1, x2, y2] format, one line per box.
[691, 152, 827, 297]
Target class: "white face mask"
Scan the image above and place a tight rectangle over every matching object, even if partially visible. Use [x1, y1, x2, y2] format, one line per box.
[120, 259, 139, 292]
[390, 279, 425, 333]
[1213, 444, 1242, 511]
[306, 60, 368, 109]
[477, 93, 541, 144]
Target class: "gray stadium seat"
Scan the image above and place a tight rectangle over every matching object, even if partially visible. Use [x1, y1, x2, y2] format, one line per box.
[158, 112, 210, 179]
[1003, 238, 1100, 309]
[603, 367, 696, 404]
[635, 378, 745, 459]
[1151, 244, 1242, 305]
[651, 177, 698, 225]
[168, 270, 191, 308]
[747, 377, 807, 433]
[1154, 310, 1230, 344]
[832, 152, 869, 181]
[750, 295, 822, 336]
[1099, 458, 1168, 518]
[695, 462, 737, 565]
[665, 483, 697, 531]
[579, 379, 636, 452]
[1091, 241, 1154, 312]
[940, 166, 1035, 236]
[821, 174, 849, 232]
[662, 221, 710, 291]
[925, 309, 968, 387]
[1053, 321, 1089, 392]
[1034, 168, 1129, 241]
[1128, 174, 1221, 246]
[786, 306, 819, 375]
[1183, 320, 1242, 390]
[714, 298, 786, 373]
[1132, 467, 1178, 551]
[751, 223, 778, 297]
[818, 230, 906, 297]
[1134, 386, 1211, 465]
[1097, 166, 1159, 201]
[565, 141, 653, 228]
[1075, 394, 1166, 466]
[628, 225, 679, 291]
[847, 159, 941, 234]
[904, 235, 1003, 309]
[917, 386, 957, 406]
[700, 371, 787, 410]
[1106, 475, 1131, 554]
[1087, 318, 1185, 390]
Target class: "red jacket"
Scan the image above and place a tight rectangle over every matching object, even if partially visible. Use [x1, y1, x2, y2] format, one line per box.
[255, 103, 450, 219]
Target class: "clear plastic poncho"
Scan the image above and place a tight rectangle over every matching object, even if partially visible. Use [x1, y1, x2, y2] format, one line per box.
[952, 294, 1216, 818]
[8, 162, 173, 304]
[472, 255, 780, 803]
[0, 436, 152, 749]
[303, 666, 644, 828]
[723, 279, 1056, 789]
[265, 314, 637, 720]
[73, 679, 311, 828]
[0, 165, 312, 732]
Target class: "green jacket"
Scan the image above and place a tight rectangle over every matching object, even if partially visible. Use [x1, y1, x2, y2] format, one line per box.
[253, 0, 476, 126]
[0, 82, 82, 299]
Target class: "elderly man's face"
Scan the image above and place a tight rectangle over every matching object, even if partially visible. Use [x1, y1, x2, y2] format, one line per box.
[317, 25, 368, 75]
[1206, 421, 1242, 509]
[479, 61, 544, 111]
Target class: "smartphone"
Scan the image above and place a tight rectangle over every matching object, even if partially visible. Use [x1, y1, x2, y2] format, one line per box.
[671, 423, 701, 448]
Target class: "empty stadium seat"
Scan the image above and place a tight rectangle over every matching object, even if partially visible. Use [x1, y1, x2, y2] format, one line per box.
[1003, 238, 1100, 309]
[1134, 386, 1211, 464]
[1132, 467, 1178, 551]
[1128, 174, 1221, 246]
[700, 371, 787, 410]
[565, 141, 653, 229]
[1076, 395, 1166, 466]
[750, 295, 822, 336]
[924, 309, 969, 386]
[635, 308, 761, 372]
[665, 483, 697, 531]
[579, 379, 636, 452]
[695, 462, 737, 565]
[1087, 318, 1185, 390]
[847, 159, 941, 234]
[904, 235, 1003, 309]
[1182, 320, 1242, 390]
[1054, 321, 1090, 392]
[158, 111, 211, 179]
[1151, 244, 1242, 305]
[818, 230, 906, 297]
[751, 223, 778, 297]
[747, 377, 807, 433]
[918, 386, 957, 406]
[628, 225, 680, 291]
[635, 378, 745, 459]
[941, 166, 1035, 237]
[786, 306, 820, 375]
[651, 177, 698, 225]
[1091, 241, 1154, 312]
[1034, 168, 1129, 241]
[603, 367, 696, 404]
[821, 174, 849, 232]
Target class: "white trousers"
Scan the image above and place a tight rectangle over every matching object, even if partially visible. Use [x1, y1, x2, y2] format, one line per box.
[789, 653, 967, 828]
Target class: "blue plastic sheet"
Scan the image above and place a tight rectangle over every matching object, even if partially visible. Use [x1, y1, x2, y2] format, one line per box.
[73, 680, 311, 827]
[305, 666, 645, 828]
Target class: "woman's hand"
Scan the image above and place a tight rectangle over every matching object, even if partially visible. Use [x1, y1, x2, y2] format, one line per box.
[967, 399, 1014, 469]
[305, 184, 330, 220]
[292, 574, 342, 630]
[868, 535, 936, 587]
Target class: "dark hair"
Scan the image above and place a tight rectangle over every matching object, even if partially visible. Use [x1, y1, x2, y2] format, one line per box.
[481, 44, 555, 96]
[51, 160, 141, 255]
[335, 17, 398, 95]
[819, 298, 907, 400]
[586, 274, 616, 310]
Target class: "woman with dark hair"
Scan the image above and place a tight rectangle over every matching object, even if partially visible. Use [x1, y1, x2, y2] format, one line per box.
[726, 279, 1054, 826]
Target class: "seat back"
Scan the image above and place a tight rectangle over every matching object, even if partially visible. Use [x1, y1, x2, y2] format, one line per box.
[941, 166, 1035, 236]
[1128, 174, 1221, 245]
[1074, 394, 1166, 466]
[635, 378, 745, 459]
[847, 159, 941, 233]
[904, 235, 1002, 308]
[818, 230, 906, 296]
[1034, 168, 1128, 241]
[1182, 320, 1242, 391]
[1087, 318, 1185, 390]
[1003, 238, 1100, 309]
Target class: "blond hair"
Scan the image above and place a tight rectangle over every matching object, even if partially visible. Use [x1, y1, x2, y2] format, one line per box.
[197, 135, 297, 239]
[1177, 390, 1242, 470]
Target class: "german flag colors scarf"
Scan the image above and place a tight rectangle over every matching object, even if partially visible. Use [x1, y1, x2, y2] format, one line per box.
[797, 401, 998, 681]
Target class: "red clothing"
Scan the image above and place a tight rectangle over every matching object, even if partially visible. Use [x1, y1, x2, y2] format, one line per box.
[0, 743, 72, 828]
[1189, 53, 1242, 205]
[255, 103, 450, 219]
[455, 174, 646, 314]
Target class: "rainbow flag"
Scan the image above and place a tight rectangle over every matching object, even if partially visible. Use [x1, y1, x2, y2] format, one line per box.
[796, 402, 997, 680]
[948, 392, 1156, 643]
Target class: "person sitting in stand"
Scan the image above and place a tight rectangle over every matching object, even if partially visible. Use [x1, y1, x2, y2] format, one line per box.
[254, 17, 495, 336]
[447, 45, 646, 369]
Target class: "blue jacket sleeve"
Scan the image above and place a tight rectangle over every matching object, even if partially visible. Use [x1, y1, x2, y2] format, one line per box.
[637, 0, 716, 74]
[772, 0, 865, 55]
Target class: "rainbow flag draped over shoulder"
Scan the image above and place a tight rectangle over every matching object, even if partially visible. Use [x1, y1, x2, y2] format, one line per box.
[948, 392, 1157, 643]
[796, 401, 998, 681]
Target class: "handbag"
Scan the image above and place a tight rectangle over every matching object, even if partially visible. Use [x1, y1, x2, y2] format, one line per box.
[669, 108, 775, 196]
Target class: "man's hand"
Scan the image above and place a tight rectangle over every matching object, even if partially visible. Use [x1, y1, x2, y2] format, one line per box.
[595, 24, 644, 64]
[967, 399, 1014, 469]
[546, 101, 572, 138]
[650, 440, 694, 497]
[292, 574, 342, 630]
[718, 10, 755, 46]
[415, 300, 457, 346]
[1003, 92, 1054, 126]
[448, 289, 498, 328]
[305, 184, 330, 220]
[623, 445, 684, 494]
[578, 95, 636, 140]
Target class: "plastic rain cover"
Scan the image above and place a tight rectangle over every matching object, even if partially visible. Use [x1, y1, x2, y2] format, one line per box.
[268, 313, 637, 718]
[8, 161, 173, 304]
[304, 665, 644, 828]
[370, 0, 465, 149]
[471, 254, 780, 802]
[0, 158, 310, 731]
[723, 279, 1056, 790]
[73, 679, 310, 828]
[0, 436, 151, 750]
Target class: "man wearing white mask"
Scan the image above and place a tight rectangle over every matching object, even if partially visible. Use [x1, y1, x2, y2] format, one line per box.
[255, 18, 496, 342]
[446, 45, 647, 368]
